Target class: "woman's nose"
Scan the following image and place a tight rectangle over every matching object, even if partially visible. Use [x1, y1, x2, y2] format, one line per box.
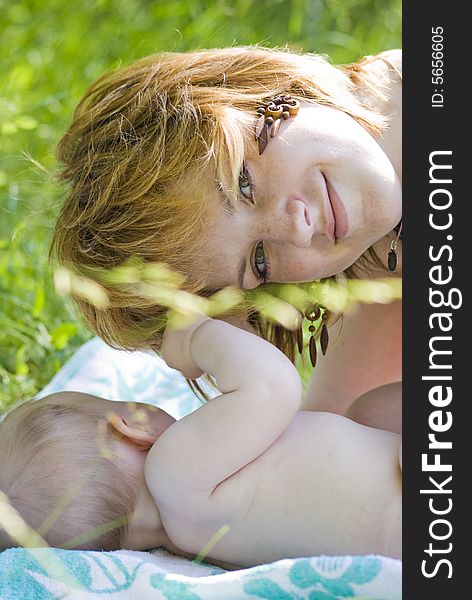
[260, 196, 314, 248]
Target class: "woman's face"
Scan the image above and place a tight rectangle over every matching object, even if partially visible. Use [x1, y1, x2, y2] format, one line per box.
[195, 104, 402, 290]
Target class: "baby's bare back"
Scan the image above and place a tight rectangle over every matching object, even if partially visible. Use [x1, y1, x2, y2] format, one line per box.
[159, 411, 402, 568]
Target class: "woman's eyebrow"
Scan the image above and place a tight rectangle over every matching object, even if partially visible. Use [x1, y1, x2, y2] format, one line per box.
[217, 182, 235, 216]
[238, 256, 247, 289]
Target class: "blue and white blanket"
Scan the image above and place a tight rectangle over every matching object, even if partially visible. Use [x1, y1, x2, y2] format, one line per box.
[0, 338, 402, 599]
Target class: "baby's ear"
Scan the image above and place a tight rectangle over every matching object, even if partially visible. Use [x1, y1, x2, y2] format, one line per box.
[107, 412, 158, 450]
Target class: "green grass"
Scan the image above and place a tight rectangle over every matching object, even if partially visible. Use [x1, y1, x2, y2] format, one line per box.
[0, 0, 401, 411]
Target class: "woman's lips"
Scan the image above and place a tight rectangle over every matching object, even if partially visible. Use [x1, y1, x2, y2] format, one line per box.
[323, 174, 349, 241]
[303, 206, 311, 227]
[321, 174, 335, 241]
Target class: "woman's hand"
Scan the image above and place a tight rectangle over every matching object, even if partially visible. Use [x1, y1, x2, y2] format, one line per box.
[161, 313, 211, 380]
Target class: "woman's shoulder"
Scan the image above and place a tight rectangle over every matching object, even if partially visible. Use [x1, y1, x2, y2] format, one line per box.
[377, 50, 402, 117]
[376, 49, 402, 66]
[375, 49, 402, 79]
[360, 49, 402, 83]
[359, 49, 402, 113]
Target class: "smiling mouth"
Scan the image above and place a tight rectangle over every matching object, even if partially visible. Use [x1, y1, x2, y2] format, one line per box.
[322, 173, 349, 241]
[321, 173, 336, 242]
[304, 206, 312, 227]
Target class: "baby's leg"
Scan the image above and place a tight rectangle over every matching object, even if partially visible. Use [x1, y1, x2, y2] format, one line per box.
[345, 382, 401, 434]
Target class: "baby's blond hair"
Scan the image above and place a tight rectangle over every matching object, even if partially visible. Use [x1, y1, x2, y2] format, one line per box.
[0, 395, 139, 551]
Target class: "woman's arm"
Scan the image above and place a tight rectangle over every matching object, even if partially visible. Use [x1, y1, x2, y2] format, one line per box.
[302, 300, 401, 414]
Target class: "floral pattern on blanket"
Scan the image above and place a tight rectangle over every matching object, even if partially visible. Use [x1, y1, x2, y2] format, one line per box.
[0, 547, 400, 600]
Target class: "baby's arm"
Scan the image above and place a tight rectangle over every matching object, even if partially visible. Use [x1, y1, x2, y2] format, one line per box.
[146, 318, 302, 498]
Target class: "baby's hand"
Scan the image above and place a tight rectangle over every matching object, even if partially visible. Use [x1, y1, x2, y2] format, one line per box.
[161, 313, 211, 379]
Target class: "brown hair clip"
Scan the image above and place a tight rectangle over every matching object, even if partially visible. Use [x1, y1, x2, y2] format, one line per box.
[254, 95, 300, 155]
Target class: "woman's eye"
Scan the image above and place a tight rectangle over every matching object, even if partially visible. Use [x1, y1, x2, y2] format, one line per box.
[253, 241, 269, 282]
[238, 164, 253, 201]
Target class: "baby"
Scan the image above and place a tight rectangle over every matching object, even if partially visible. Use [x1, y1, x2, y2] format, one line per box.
[0, 318, 401, 567]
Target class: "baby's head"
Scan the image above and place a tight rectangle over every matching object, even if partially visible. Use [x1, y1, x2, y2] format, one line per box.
[0, 392, 175, 551]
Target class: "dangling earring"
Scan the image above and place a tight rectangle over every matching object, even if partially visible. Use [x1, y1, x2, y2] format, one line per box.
[296, 322, 304, 355]
[306, 306, 320, 368]
[320, 310, 330, 356]
[302, 305, 330, 368]
[387, 220, 402, 272]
